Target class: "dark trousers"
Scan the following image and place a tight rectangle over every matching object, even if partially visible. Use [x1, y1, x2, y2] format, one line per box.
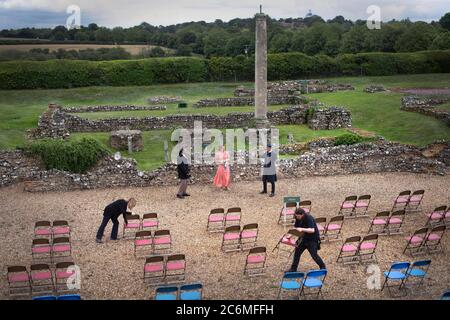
[263, 180, 275, 194]
[96, 214, 119, 240]
[290, 241, 326, 271]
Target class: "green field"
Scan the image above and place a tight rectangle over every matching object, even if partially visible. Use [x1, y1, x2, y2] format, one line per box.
[1, 73, 450, 170]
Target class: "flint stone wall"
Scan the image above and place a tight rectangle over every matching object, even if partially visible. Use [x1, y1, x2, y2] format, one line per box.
[193, 96, 307, 108]
[64, 105, 167, 113]
[1, 140, 448, 192]
[401, 96, 450, 126]
[308, 107, 353, 130]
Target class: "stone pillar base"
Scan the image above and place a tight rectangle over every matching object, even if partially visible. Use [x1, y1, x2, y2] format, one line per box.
[255, 118, 270, 129]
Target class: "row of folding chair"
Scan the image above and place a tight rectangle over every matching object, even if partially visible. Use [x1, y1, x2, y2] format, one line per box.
[155, 283, 203, 300]
[336, 234, 379, 265]
[134, 230, 172, 258]
[221, 224, 259, 252]
[34, 220, 71, 240]
[382, 260, 432, 297]
[7, 262, 78, 297]
[207, 208, 242, 232]
[392, 190, 425, 212]
[338, 195, 371, 218]
[316, 216, 345, 241]
[32, 237, 72, 263]
[33, 294, 81, 300]
[368, 210, 406, 235]
[123, 213, 160, 238]
[244, 247, 267, 277]
[404, 225, 446, 256]
[278, 270, 327, 300]
[424, 206, 450, 227]
[144, 254, 186, 285]
[278, 197, 312, 226]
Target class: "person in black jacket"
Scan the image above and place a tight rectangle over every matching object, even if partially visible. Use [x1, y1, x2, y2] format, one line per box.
[260, 144, 277, 197]
[288, 208, 326, 272]
[96, 198, 137, 243]
[176, 148, 191, 199]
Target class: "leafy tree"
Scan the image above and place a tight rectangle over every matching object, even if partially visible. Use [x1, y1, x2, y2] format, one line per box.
[429, 32, 450, 50]
[439, 12, 450, 30]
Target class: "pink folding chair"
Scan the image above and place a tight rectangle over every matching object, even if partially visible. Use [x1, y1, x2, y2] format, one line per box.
[153, 230, 172, 254]
[55, 262, 76, 293]
[406, 190, 425, 212]
[404, 227, 428, 257]
[240, 223, 259, 250]
[34, 221, 52, 240]
[7, 266, 31, 297]
[315, 217, 327, 240]
[386, 210, 406, 235]
[339, 196, 357, 217]
[299, 201, 312, 214]
[221, 226, 241, 253]
[278, 202, 297, 226]
[30, 264, 54, 295]
[336, 236, 361, 264]
[392, 191, 411, 211]
[358, 234, 378, 263]
[425, 206, 446, 227]
[123, 214, 141, 238]
[423, 225, 446, 254]
[32, 238, 52, 262]
[323, 216, 345, 241]
[207, 208, 225, 233]
[52, 220, 71, 239]
[244, 246, 267, 277]
[165, 254, 186, 283]
[225, 208, 242, 227]
[142, 213, 159, 231]
[134, 231, 153, 258]
[273, 229, 303, 258]
[354, 195, 371, 218]
[143, 256, 165, 285]
[52, 237, 72, 262]
[368, 211, 390, 234]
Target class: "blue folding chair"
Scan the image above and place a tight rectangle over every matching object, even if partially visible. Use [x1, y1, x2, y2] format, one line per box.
[57, 294, 82, 300]
[300, 269, 327, 299]
[33, 295, 57, 301]
[405, 260, 431, 288]
[382, 262, 410, 297]
[277, 272, 304, 300]
[180, 284, 203, 300]
[440, 290, 450, 300]
[155, 286, 178, 300]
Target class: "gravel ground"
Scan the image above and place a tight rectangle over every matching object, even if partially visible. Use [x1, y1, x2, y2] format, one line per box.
[0, 172, 449, 300]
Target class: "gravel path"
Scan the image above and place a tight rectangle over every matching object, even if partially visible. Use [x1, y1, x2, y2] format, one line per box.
[0, 172, 449, 300]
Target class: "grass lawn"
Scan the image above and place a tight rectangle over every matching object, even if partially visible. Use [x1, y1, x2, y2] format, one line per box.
[1, 73, 450, 170]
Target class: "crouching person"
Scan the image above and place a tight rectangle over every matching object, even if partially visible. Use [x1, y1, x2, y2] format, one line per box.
[96, 198, 137, 243]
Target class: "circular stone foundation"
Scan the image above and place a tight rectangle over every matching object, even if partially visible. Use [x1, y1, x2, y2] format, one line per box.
[109, 130, 144, 152]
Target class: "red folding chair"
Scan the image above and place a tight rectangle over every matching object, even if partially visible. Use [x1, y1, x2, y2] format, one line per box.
[299, 200, 312, 214]
[392, 191, 411, 211]
[34, 221, 52, 240]
[386, 210, 406, 235]
[315, 217, 327, 240]
[142, 213, 159, 231]
[406, 190, 425, 212]
[153, 230, 172, 255]
[323, 216, 345, 241]
[273, 229, 303, 258]
[368, 211, 390, 235]
[143, 256, 165, 285]
[358, 234, 378, 263]
[354, 195, 371, 218]
[55, 262, 77, 293]
[225, 208, 242, 227]
[52, 220, 71, 239]
[337, 236, 361, 264]
[30, 264, 54, 295]
[165, 254, 186, 283]
[424, 206, 446, 227]
[278, 202, 297, 226]
[240, 223, 259, 250]
[221, 226, 241, 253]
[32, 238, 52, 262]
[7, 266, 31, 297]
[123, 214, 141, 238]
[207, 208, 225, 233]
[423, 225, 446, 254]
[339, 196, 357, 217]
[134, 231, 153, 258]
[244, 247, 267, 277]
[403, 228, 428, 257]
[52, 237, 72, 263]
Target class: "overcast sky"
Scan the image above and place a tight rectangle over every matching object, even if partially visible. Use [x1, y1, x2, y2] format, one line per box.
[0, 0, 449, 29]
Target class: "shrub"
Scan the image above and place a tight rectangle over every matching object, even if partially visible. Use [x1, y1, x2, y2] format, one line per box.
[334, 133, 365, 146]
[26, 138, 108, 173]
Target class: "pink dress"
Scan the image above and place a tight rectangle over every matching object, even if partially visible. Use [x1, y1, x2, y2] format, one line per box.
[213, 151, 231, 188]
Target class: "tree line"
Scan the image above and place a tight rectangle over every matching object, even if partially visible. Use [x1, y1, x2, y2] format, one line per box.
[1, 13, 449, 58]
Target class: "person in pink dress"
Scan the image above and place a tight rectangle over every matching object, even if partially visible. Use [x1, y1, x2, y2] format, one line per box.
[213, 146, 231, 191]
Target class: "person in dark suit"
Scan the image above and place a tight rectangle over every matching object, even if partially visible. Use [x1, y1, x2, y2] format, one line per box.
[176, 148, 191, 199]
[96, 198, 137, 243]
[288, 208, 326, 272]
[260, 144, 277, 197]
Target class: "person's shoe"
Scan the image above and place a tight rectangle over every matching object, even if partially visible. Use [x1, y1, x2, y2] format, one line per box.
[269, 193, 275, 197]
[183, 193, 190, 197]
[260, 191, 267, 194]
[95, 238, 103, 244]
[177, 194, 184, 199]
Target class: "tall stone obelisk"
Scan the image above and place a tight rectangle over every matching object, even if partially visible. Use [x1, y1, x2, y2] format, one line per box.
[255, 10, 269, 128]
